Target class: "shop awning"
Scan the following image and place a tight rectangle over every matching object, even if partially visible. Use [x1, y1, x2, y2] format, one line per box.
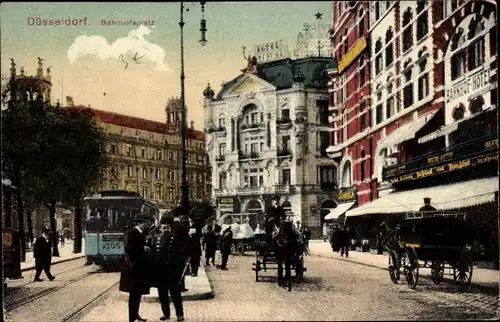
[325, 202, 355, 220]
[418, 105, 497, 144]
[378, 110, 438, 151]
[346, 177, 498, 217]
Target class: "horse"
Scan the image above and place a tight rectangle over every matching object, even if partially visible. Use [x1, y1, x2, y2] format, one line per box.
[272, 221, 299, 291]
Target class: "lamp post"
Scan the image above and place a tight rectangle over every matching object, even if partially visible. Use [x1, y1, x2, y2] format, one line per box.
[179, 1, 207, 212]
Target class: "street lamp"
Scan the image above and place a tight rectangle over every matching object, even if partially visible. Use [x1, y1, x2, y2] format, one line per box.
[179, 1, 207, 212]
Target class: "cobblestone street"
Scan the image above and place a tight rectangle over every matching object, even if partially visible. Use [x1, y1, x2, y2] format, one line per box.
[77, 253, 499, 321]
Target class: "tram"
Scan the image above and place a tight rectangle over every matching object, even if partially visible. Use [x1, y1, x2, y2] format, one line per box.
[83, 190, 159, 270]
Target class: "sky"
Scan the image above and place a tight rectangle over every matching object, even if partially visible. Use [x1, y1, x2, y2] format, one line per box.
[0, 1, 332, 129]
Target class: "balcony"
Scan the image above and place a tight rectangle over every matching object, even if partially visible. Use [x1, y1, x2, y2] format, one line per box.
[277, 149, 292, 157]
[205, 126, 226, 134]
[241, 123, 265, 131]
[239, 151, 261, 160]
[382, 133, 498, 183]
[215, 155, 225, 162]
[276, 118, 292, 129]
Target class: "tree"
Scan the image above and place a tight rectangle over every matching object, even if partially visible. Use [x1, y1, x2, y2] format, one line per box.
[60, 106, 107, 254]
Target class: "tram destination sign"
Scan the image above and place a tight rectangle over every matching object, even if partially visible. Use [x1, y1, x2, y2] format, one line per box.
[388, 152, 498, 184]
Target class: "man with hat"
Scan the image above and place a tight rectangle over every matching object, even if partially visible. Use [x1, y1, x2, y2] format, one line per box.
[419, 197, 437, 212]
[33, 227, 55, 282]
[119, 213, 153, 322]
[265, 195, 286, 235]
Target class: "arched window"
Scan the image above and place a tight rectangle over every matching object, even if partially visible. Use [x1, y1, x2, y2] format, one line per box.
[467, 16, 486, 71]
[385, 27, 394, 67]
[341, 160, 352, 187]
[417, 49, 429, 100]
[360, 150, 366, 181]
[375, 85, 383, 124]
[375, 2, 380, 21]
[375, 38, 383, 74]
[218, 113, 226, 128]
[402, 8, 413, 52]
[452, 105, 465, 121]
[416, 0, 428, 41]
[358, 9, 364, 38]
[469, 96, 484, 114]
[450, 28, 466, 80]
[386, 75, 395, 118]
[403, 60, 414, 108]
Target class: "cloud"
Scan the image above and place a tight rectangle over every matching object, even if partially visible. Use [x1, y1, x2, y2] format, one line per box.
[67, 25, 170, 72]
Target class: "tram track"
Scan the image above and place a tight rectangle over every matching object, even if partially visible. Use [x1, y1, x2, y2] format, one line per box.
[5, 266, 102, 312]
[7, 262, 88, 289]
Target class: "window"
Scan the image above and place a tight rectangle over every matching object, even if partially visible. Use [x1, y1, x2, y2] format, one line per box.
[282, 169, 291, 185]
[282, 135, 291, 150]
[338, 74, 346, 103]
[360, 100, 366, 131]
[169, 170, 175, 181]
[281, 108, 290, 120]
[418, 57, 429, 100]
[375, 38, 383, 74]
[386, 1, 391, 10]
[453, 105, 465, 120]
[141, 149, 146, 158]
[341, 160, 352, 187]
[219, 143, 226, 156]
[128, 166, 134, 177]
[127, 145, 133, 156]
[451, 50, 465, 80]
[110, 144, 117, 154]
[451, 0, 458, 11]
[142, 168, 148, 179]
[168, 151, 174, 161]
[155, 169, 162, 180]
[156, 149, 162, 160]
[385, 28, 394, 67]
[218, 116, 225, 127]
[387, 96, 395, 119]
[168, 188, 174, 201]
[358, 9, 364, 38]
[376, 88, 383, 124]
[416, 1, 428, 41]
[342, 111, 348, 143]
[141, 186, 149, 199]
[468, 38, 485, 71]
[403, 65, 414, 108]
[375, 2, 380, 21]
[250, 143, 258, 153]
[219, 173, 226, 189]
[155, 186, 162, 200]
[319, 166, 336, 190]
[402, 9, 413, 52]
[360, 150, 366, 180]
[251, 112, 258, 123]
[359, 64, 365, 88]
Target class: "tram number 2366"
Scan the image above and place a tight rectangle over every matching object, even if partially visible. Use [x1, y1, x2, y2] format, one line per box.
[102, 242, 121, 250]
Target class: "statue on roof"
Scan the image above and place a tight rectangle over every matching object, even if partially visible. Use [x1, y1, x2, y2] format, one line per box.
[241, 46, 257, 74]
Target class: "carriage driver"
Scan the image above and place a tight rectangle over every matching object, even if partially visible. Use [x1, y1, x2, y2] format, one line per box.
[265, 195, 287, 234]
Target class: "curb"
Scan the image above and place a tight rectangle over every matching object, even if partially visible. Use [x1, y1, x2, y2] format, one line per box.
[312, 252, 499, 294]
[20, 255, 86, 272]
[142, 291, 214, 302]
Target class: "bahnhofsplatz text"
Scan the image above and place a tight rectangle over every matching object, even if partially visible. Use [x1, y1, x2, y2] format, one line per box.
[101, 19, 155, 26]
[27, 17, 89, 26]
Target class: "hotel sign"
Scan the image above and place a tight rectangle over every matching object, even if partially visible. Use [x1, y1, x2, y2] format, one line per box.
[337, 36, 367, 74]
[446, 68, 492, 103]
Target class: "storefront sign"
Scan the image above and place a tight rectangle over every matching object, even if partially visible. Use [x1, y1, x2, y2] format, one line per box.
[338, 186, 357, 202]
[388, 152, 498, 183]
[337, 36, 367, 74]
[446, 68, 491, 103]
[218, 196, 234, 212]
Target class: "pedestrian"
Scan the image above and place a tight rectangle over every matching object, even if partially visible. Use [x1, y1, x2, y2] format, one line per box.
[177, 213, 191, 292]
[330, 226, 339, 252]
[33, 228, 55, 282]
[217, 226, 233, 270]
[265, 195, 286, 234]
[340, 225, 350, 258]
[189, 226, 202, 277]
[302, 226, 311, 251]
[151, 216, 188, 322]
[60, 232, 65, 247]
[203, 224, 217, 266]
[119, 213, 153, 322]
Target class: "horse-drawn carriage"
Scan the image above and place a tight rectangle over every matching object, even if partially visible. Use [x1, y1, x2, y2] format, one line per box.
[384, 211, 475, 290]
[251, 229, 307, 291]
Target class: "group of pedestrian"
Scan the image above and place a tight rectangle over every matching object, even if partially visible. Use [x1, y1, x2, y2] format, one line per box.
[330, 225, 351, 258]
[201, 223, 233, 270]
[119, 211, 194, 322]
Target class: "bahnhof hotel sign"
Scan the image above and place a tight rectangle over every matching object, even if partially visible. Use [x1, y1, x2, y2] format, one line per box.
[337, 36, 367, 74]
[445, 68, 495, 103]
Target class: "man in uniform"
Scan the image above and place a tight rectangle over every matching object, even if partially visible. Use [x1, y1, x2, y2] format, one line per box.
[217, 226, 233, 270]
[203, 224, 217, 266]
[419, 197, 437, 212]
[265, 195, 286, 234]
[151, 216, 188, 322]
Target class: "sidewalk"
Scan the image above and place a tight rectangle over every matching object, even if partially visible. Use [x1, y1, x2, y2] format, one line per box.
[118, 263, 214, 302]
[21, 239, 86, 272]
[309, 240, 499, 292]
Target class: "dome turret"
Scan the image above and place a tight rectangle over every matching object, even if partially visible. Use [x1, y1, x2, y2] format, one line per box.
[203, 82, 215, 99]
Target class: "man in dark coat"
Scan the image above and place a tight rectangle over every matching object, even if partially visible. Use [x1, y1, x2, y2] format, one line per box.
[419, 197, 437, 212]
[339, 225, 350, 258]
[119, 213, 153, 322]
[189, 227, 202, 276]
[203, 224, 217, 266]
[151, 218, 188, 322]
[275, 221, 299, 289]
[177, 214, 191, 292]
[265, 195, 286, 234]
[33, 228, 55, 282]
[217, 226, 233, 270]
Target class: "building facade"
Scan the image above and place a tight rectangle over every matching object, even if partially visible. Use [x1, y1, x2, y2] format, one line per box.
[204, 52, 336, 237]
[67, 97, 211, 211]
[326, 1, 371, 220]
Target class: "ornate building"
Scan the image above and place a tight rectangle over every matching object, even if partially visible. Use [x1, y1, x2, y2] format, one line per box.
[66, 96, 211, 211]
[204, 48, 336, 238]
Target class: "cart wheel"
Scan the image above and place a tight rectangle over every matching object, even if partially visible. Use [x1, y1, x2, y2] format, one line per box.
[403, 247, 419, 290]
[388, 250, 400, 284]
[236, 242, 245, 256]
[431, 261, 444, 285]
[454, 257, 473, 288]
